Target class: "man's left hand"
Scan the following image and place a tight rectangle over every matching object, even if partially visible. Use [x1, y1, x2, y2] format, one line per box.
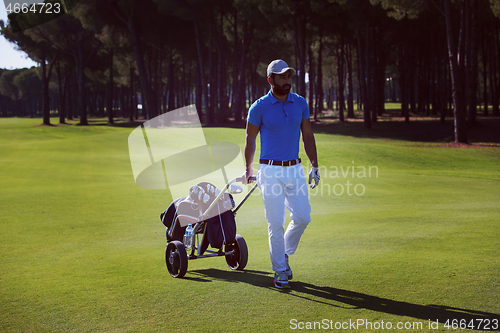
[308, 167, 320, 189]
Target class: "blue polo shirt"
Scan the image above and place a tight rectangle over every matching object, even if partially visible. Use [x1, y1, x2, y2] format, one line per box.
[247, 91, 310, 161]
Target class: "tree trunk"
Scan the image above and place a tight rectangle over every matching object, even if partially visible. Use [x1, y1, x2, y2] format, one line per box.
[129, 18, 155, 121]
[337, 35, 345, 122]
[235, 21, 252, 125]
[195, 65, 202, 117]
[41, 47, 51, 126]
[208, 11, 215, 123]
[216, 7, 225, 121]
[399, 42, 410, 122]
[367, 26, 377, 123]
[294, 14, 307, 96]
[167, 57, 175, 112]
[129, 62, 136, 121]
[375, 27, 386, 117]
[307, 41, 314, 116]
[74, 42, 88, 125]
[107, 49, 114, 125]
[66, 78, 73, 121]
[216, 6, 229, 120]
[467, 0, 478, 125]
[195, 21, 210, 125]
[357, 27, 371, 128]
[315, 27, 323, 122]
[156, 48, 163, 115]
[56, 60, 66, 124]
[327, 85, 333, 110]
[346, 37, 355, 118]
[482, 25, 489, 116]
[444, 0, 468, 143]
[490, 21, 499, 116]
[439, 53, 447, 124]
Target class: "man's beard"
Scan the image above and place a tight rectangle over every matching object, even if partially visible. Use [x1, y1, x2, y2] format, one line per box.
[273, 83, 291, 95]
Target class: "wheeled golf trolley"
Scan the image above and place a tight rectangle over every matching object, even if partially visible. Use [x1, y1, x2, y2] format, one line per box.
[160, 177, 258, 278]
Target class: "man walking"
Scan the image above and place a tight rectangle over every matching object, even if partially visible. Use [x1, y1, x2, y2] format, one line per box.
[244, 59, 320, 289]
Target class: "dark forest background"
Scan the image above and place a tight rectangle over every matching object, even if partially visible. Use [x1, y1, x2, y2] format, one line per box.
[1, 0, 500, 143]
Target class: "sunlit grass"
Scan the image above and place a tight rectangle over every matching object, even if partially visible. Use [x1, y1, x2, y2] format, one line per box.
[1, 116, 499, 332]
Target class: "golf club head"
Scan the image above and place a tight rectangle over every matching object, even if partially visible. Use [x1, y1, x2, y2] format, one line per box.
[228, 184, 243, 195]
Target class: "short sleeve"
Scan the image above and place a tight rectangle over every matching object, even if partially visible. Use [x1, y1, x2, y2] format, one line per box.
[302, 98, 310, 120]
[247, 102, 262, 127]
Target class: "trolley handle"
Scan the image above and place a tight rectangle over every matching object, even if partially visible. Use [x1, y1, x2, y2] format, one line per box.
[235, 176, 256, 183]
[200, 176, 256, 220]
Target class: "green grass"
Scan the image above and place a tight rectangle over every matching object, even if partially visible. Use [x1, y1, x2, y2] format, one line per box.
[1, 117, 499, 332]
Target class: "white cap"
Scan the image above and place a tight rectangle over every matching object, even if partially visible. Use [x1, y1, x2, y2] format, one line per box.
[267, 59, 296, 77]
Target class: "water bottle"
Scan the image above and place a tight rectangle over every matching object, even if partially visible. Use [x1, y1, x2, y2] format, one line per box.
[183, 224, 194, 250]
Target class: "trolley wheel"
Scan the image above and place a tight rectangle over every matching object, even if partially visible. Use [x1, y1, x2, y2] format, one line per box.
[165, 241, 188, 278]
[225, 234, 248, 271]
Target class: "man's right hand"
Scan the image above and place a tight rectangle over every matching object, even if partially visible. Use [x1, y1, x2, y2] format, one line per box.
[242, 169, 254, 185]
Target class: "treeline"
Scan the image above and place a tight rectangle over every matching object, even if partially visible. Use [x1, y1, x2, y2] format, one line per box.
[1, 0, 499, 143]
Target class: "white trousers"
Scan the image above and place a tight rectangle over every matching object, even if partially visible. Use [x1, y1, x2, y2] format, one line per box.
[257, 163, 311, 272]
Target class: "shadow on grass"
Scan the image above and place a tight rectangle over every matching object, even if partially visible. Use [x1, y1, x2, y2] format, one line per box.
[85, 119, 147, 128]
[311, 117, 500, 144]
[190, 268, 500, 330]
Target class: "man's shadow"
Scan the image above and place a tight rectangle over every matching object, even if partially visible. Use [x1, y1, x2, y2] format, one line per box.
[188, 269, 500, 331]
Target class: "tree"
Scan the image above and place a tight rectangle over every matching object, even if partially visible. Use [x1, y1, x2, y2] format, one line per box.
[48, 13, 100, 125]
[442, 0, 468, 142]
[2, 0, 498, 132]
[0, 69, 22, 116]
[86, 0, 159, 121]
[2, 11, 59, 125]
[14, 67, 43, 117]
[491, 0, 500, 17]
[374, 0, 469, 143]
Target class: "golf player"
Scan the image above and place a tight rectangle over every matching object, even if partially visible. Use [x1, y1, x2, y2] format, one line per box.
[244, 59, 320, 289]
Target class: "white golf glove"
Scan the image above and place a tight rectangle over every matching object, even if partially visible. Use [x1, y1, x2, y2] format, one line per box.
[308, 167, 320, 189]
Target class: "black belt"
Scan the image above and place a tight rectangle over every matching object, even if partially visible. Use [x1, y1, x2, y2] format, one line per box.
[260, 158, 301, 167]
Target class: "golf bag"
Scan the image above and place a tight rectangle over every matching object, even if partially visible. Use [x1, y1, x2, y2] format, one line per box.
[160, 183, 237, 249]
